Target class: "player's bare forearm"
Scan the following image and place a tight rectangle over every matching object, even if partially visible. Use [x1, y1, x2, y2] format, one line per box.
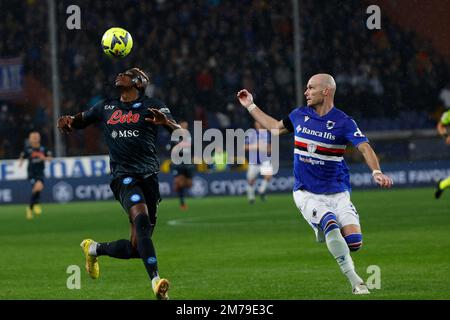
[164, 119, 181, 131]
[236, 89, 289, 136]
[145, 108, 181, 133]
[357, 142, 393, 188]
[58, 112, 89, 133]
[437, 122, 449, 137]
[357, 142, 380, 172]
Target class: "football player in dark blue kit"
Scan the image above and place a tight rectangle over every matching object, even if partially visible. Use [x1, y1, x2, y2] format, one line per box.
[58, 68, 180, 300]
[170, 120, 194, 210]
[18, 131, 52, 220]
[237, 74, 393, 295]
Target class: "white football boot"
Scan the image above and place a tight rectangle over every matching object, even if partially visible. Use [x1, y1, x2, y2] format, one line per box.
[352, 283, 370, 295]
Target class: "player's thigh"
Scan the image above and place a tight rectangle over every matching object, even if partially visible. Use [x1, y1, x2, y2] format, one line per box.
[33, 179, 44, 192]
[173, 175, 184, 187]
[247, 165, 259, 182]
[110, 176, 147, 215]
[140, 174, 161, 227]
[293, 190, 330, 226]
[260, 161, 273, 177]
[185, 177, 193, 188]
[334, 192, 361, 233]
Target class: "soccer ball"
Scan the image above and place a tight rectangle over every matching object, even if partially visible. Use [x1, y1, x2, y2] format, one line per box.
[101, 27, 133, 58]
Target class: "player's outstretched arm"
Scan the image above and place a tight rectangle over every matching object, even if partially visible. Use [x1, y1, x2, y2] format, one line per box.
[437, 121, 450, 145]
[145, 108, 181, 132]
[18, 153, 24, 167]
[236, 89, 289, 136]
[57, 113, 89, 133]
[357, 142, 393, 188]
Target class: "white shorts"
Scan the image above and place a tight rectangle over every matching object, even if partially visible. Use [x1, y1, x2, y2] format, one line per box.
[293, 189, 360, 242]
[247, 161, 273, 181]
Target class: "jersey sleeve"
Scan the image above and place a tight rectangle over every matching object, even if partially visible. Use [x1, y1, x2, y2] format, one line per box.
[343, 118, 369, 147]
[157, 105, 175, 122]
[283, 114, 295, 133]
[155, 100, 177, 133]
[441, 111, 450, 126]
[20, 148, 29, 159]
[45, 147, 52, 157]
[82, 100, 104, 125]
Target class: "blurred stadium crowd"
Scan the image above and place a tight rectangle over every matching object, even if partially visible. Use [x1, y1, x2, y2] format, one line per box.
[0, 0, 449, 160]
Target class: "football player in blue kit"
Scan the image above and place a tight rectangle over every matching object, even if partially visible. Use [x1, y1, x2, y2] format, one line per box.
[237, 73, 393, 295]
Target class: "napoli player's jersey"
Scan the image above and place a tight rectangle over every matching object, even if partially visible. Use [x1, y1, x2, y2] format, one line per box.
[82, 95, 174, 179]
[246, 129, 271, 165]
[284, 106, 368, 194]
[20, 145, 51, 179]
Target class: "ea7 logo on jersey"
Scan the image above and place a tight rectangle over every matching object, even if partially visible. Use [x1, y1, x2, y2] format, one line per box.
[111, 130, 140, 138]
[104, 105, 115, 110]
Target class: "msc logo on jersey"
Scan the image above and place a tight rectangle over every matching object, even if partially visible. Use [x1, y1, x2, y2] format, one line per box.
[111, 130, 140, 138]
[326, 120, 335, 130]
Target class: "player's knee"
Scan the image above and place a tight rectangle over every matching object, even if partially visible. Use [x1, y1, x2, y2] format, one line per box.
[34, 182, 44, 192]
[344, 233, 363, 251]
[319, 212, 340, 236]
[134, 213, 151, 235]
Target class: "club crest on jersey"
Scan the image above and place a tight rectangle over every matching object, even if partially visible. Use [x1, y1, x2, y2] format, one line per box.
[326, 120, 335, 130]
[107, 110, 140, 125]
[296, 124, 302, 133]
[307, 143, 317, 154]
[130, 194, 141, 202]
[304, 116, 310, 122]
[123, 177, 132, 184]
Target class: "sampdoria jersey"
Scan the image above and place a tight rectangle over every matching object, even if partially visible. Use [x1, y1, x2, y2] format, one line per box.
[441, 110, 450, 126]
[82, 95, 174, 179]
[283, 106, 368, 194]
[20, 145, 51, 179]
[245, 129, 271, 165]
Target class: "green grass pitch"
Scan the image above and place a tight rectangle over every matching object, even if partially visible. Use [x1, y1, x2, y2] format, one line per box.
[0, 187, 449, 300]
